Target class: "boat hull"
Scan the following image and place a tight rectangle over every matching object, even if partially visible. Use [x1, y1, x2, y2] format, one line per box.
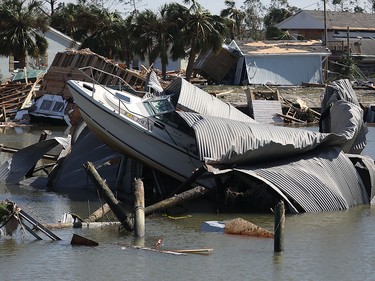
[68, 81, 214, 189]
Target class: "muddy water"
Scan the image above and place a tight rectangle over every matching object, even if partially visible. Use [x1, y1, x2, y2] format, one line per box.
[0, 125, 374, 281]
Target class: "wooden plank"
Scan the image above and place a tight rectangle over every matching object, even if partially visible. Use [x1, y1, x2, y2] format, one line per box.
[276, 113, 305, 123]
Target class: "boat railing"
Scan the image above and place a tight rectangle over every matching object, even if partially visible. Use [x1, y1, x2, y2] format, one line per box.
[77, 66, 157, 131]
[78, 66, 147, 96]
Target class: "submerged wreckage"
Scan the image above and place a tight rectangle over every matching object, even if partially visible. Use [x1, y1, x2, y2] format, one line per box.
[0, 69, 374, 214]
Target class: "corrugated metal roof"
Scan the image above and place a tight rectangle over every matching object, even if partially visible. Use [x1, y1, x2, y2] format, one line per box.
[210, 146, 369, 213]
[165, 77, 256, 123]
[178, 112, 347, 165]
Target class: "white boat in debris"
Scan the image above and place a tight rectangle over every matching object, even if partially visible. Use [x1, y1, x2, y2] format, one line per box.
[67, 66, 375, 213]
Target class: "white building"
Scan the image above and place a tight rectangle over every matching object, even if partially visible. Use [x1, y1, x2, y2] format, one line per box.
[0, 27, 79, 82]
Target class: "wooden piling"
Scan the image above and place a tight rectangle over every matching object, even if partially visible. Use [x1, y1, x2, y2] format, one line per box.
[274, 200, 285, 253]
[134, 178, 145, 237]
[84, 161, 133, 232]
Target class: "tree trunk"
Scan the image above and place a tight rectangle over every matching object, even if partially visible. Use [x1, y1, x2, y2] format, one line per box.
[185, 47, 197, 82]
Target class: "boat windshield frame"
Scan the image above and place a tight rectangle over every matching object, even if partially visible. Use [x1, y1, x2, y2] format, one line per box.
[143, 95, 175, 116]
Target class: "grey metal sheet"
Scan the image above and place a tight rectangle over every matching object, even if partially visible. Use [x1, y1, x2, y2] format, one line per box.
[320, 79, 367, 154]
[47, 126, 121, 190]
[164, 77, 256, 123]
[178, 112, 345, 165]
[0, 138, 64, 184]
[211, 147, 368, 213]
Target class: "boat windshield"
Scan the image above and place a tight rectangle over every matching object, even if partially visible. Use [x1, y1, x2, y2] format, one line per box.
[144, 96, 174, 116]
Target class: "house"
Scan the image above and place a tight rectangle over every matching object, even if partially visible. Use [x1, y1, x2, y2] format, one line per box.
[229, 40, 330, 86]
[193, 40, 329, 86]
[277, 10, 375, 76]
[0, 27, 79, 82]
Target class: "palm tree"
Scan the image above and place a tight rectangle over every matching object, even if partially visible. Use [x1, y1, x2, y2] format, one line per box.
[50, 3, 83, 39]
[129, 4, 187, 79]
[182, 0, 227, 81]
[220, 0, 245, 40]
[129, 9, 159, 67]
[80, 9, 129, 61]
[0, 0, 49, 69]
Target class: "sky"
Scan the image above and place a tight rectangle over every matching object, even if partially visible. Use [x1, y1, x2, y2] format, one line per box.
[122, 0, 372, 15]
[129, 0, 322, 15]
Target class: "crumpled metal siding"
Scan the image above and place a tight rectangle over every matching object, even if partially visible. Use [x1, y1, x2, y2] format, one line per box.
[0, 138, 67, 184]
[178, 112, 348, 165]
[320, 79, 367, 154]
[215, 147, 369, 213]
[164, 77, 256, 123]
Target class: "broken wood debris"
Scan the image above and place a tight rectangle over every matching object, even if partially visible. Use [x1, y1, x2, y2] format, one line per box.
[0, 200, 61, 240]
[121, 244, 213, 256]
[0, 82, 37, 121]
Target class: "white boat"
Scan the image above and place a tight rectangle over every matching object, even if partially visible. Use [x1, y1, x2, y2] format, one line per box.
[67, 67, 229, 188]
[28, 94, 72, 126]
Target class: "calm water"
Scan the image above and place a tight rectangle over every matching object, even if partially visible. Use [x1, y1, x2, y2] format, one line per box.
[0, 125, 375, 281]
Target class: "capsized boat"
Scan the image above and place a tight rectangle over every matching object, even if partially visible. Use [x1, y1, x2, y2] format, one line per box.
[28, 94, 72, 126]
[67, 67, 374, 212]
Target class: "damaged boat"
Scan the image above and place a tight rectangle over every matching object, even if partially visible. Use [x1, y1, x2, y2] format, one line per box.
[65, 66, 375, 213]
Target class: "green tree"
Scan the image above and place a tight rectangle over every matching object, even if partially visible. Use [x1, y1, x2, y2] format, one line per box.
[220, 0, 245, 40]
[51, 3, 131, 61]
[241, 0, 265, 40]
[182, 0, 227, 81]
[264, 7, 293, 39]
[80, 9, 129, 60]
[0, 0, 49, 69]
[129, 9, 160, 67]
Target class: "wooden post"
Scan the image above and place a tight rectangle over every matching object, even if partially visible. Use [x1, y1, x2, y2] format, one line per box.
[2, 106, 6, 122]
[84, 161, 133, 232]
[145, 186, 209, 216]
[134, 178, 145, 237]
[274, 200, 285, 253]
